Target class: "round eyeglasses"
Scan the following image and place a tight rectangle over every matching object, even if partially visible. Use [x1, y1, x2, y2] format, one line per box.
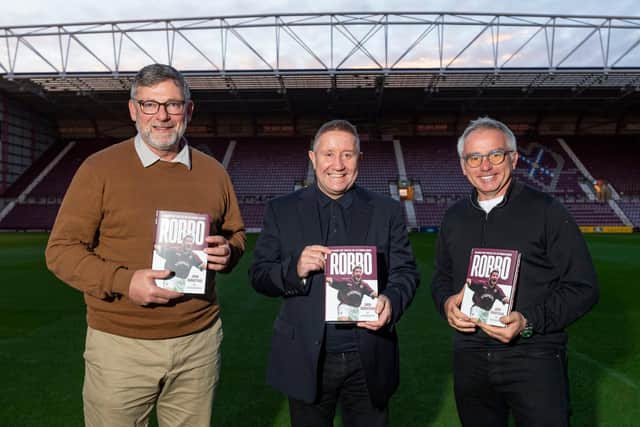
[462, 149, 513, 168]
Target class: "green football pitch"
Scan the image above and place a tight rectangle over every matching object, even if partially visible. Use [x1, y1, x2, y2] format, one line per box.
[1, 232, 638, 426]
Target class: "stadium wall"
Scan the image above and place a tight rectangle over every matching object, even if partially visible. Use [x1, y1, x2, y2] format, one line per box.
[0, 94, 57, 195]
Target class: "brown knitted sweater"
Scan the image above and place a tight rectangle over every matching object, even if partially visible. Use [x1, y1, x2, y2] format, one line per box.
[46, 139, 245, 339]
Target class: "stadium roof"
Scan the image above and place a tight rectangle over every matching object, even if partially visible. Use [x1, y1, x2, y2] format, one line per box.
[2, 12, 640, 118]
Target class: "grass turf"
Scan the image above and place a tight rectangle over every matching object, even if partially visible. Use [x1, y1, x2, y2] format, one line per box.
[0, 232, 638, 426]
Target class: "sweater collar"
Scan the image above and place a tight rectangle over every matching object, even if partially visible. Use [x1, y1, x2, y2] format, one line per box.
[134, 134, 191, 169]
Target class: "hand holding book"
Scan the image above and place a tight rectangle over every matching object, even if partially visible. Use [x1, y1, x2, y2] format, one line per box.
[444, 288, 476, 333]
[297, 245, 332, 279]
[474, 310, 527, 343]
[204, 235, 232, 271]
[128, 268, 183, 306]
[357, 294, 392, 331]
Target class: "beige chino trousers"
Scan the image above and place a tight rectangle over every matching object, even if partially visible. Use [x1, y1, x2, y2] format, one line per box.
[83, 319, 222, 427]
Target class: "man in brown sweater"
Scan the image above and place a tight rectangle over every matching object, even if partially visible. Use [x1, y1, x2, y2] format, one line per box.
[46, 64, 245, 427]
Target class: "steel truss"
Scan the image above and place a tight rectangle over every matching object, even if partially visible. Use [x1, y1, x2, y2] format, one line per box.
[2, 12, 640, 93]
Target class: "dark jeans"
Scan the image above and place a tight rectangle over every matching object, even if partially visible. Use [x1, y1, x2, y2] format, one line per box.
[289, 351, 387, 427]
[454, 348, 570, 427]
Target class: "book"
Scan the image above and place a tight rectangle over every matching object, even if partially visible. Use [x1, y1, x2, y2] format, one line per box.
[152, 210, 211, 294]
[460, 247, 521, 327]
[324, 245, 378, 323]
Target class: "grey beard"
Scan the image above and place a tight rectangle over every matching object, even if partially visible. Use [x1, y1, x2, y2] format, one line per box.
[136, 123, 185, 151]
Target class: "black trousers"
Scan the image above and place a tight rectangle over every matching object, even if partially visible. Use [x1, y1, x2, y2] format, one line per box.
[288, 351, 388, 427]
[454, 348, 570, 427]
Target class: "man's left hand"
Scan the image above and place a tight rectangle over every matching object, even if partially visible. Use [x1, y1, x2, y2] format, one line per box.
[475, 311, 526, 344]
[357, 294, 392, 331]
[204, 235, 231, 271]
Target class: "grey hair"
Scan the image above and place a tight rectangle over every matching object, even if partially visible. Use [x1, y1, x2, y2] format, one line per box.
[457, 117, 517, 157]
[130, 64, 191, 101]
[311, 119, 360, 153]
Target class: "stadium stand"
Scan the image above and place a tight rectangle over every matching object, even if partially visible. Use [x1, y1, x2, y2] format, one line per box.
[2, 132, 637, 231]
[0, 139, 114, 230]
[228, 138, 308, 197]
[28, 139, 114, 198]
[0, 202, 59, 230]
[567, 136, 640, 197]
[189, 138, 229, 163]
[402, 137, 471, 196]
[563, 201, 625, 226]
[399, 136, 631, 228]
[617, 201, 640, 227]
[2, 142, 68, 198]
[238, 203, 267, 230]
[514, 138, 583, 196]
[356, 139, 398, 195]
[402, 137, 468, 229]
[0, 95, 57, 194]
[413, 201, 454, 228]
[227, 138, 309, 229]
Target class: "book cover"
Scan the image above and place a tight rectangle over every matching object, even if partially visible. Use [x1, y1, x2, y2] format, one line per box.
[324, 246, 378, 323]
[460, 247, 521, 327]
[152, 210, 211, 294]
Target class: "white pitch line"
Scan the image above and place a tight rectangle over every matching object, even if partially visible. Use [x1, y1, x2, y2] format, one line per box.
[570, 348, 640, 391]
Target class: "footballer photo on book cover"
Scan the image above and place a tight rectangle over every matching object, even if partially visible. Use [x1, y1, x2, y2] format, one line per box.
[460, 247, 521, 327]
[324, 246, 378, 323]
[152, 210, 211, 294]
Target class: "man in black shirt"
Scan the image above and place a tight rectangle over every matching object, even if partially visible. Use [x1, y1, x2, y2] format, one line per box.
[431, 117, 598, 427]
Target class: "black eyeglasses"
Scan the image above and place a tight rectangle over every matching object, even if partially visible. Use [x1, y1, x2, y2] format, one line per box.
[134, 99, 186, 115]
[463, 149, 513, 168]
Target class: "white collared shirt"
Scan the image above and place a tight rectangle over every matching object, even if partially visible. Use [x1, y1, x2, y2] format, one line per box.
[134, 134, 191, 169]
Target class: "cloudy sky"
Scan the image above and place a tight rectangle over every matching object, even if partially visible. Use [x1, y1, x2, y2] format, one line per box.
[1, 0, 637, 26]
[1, 1, 639, 73]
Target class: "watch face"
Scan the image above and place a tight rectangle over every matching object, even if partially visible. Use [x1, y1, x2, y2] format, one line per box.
[520, 326, 534, 338]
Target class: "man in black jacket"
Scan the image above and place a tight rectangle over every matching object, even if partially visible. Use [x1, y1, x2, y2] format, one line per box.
[250, 119, 419, 427]
[431, 117, 598, 427]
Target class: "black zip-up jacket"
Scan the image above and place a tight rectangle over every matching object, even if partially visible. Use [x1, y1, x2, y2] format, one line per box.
[431, 180, 599, 350]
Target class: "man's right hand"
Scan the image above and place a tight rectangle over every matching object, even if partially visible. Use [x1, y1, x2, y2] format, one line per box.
[128, 269, 183, 306]
[445, 288, 476, 333]
[296, 245, 332, 280]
